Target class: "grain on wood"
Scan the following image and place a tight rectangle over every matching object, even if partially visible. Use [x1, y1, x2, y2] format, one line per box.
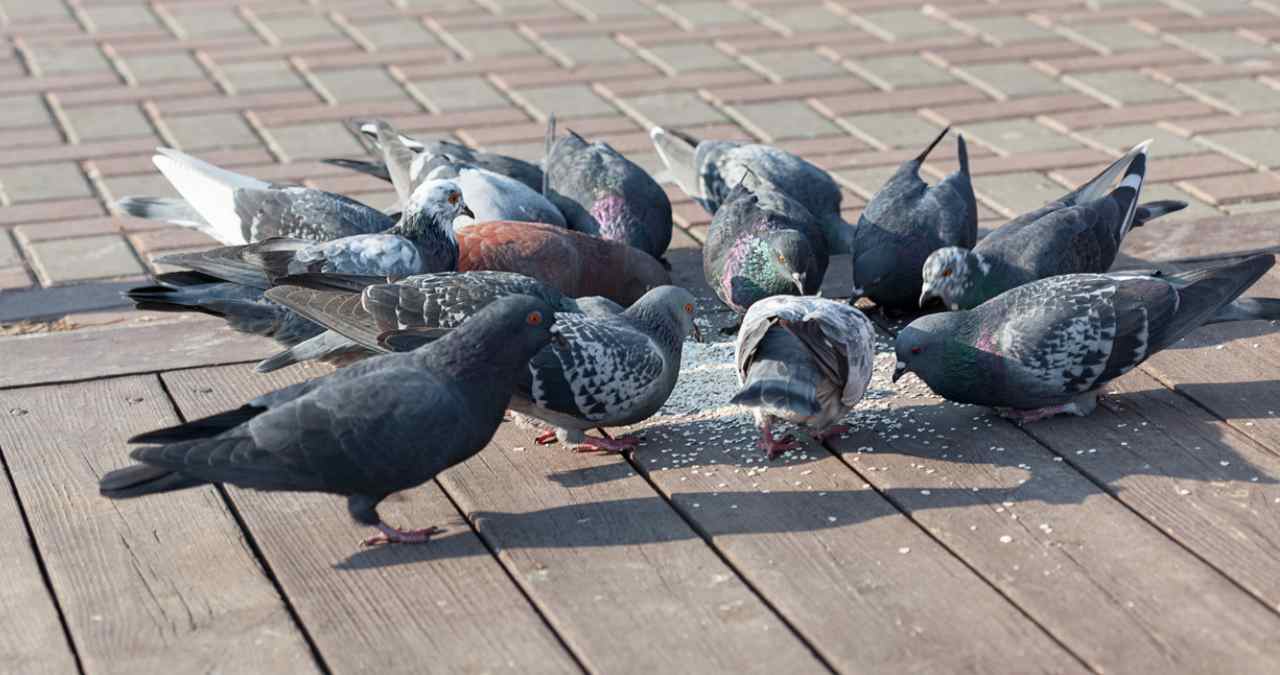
[0, 376, 317, 674]
[161, 364, 582, 675]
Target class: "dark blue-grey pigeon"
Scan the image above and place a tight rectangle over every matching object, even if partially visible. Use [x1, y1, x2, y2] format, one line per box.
[256, 270, 624, 372]
[546, 120, 673, 260]
[919, 140, 1188, 310]
[703, 179, 829, 314]
[894, 254, 1276, 423]
[99, 295, 561, 548]
[850, 126, 977, 310]
[732, 296, 876, 459]
[650, 126, 853, 255]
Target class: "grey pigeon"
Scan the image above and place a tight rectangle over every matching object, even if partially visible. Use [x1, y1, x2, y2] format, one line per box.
[99, 295, 561, 548]
[894, 254, 1276, 423]
[703, 179, 829, 313]
[126, 180, 470, 351]
[850, 127, 977, 310]
[256, 271, 624, 372]
[650, 126, 853, 255]
[422, 160, 567, 228]
[731, 296, 875, 459]
[919, 140, 1188, 310]
[546, 120, 673, 260]
[131, 148, 394, 245]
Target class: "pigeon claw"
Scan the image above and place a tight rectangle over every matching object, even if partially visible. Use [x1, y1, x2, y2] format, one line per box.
[759, 434, 800, 460]
[362, 524, 444, 547]
[534, 430, 559, 445]
[571, 435, 640, 453]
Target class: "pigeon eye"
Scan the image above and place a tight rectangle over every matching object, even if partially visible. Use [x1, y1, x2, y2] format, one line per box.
[941, 269, 952, 278]
[910, 346, 922, 355]
[777, 254, 786, 264]
[683, 302, 693, 314]
[447, 192, 460, 205]
[526, 311, 543, 326]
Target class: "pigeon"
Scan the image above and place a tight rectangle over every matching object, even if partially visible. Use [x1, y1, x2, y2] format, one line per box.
[545, 120, 673, 260]
[894, 254, 1276, 423]
[850, 127, 978, 310]
[324, 118, 545, 193]
[422, 160, 567, 228]
[919, 140, 1188, 311]
[255, 271, 624, 372]
[455, 220, 672, 305]
[702, 179, 829, 314]
[650, 126, 853, 255]
[99, 295, 562, 548]
[120, 148, 394, 245]
[731, 296, 876, 459]
[125, 180, 470, 351]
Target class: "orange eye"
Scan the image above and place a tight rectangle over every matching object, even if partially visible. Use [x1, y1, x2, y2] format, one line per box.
[683, 302, 694, 314]
[941, 269, 952, 278]
[447, 192, 460, 205]
[526, 311, 543, 326]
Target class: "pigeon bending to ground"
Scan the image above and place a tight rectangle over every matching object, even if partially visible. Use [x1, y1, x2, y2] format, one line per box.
[100, 295, 561, 548]
[650, 126, 853, 255]
[919, 140, 1188, 310]
[325, 118, 545, 193]
[894, 254, 1276, 423]
[422, 160, 567, 228]
[546, 121, 673, 260]
[118, 148, 395, 245]
[703, 180, 829, 313]
[256, 271, 624, 372]
[126, 180, 469, 351]
[851, 127, 978, 310]
[731, 296, 876, 459]
[456, 220, 671, 305]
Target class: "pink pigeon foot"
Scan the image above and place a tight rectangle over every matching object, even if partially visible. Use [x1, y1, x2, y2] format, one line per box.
[758, 433, 800, 460]
[534, 430, 559, 445]
[994, 395, 1096, 425]
[361, 523, 444, 547]
[571, 435, 640, 453]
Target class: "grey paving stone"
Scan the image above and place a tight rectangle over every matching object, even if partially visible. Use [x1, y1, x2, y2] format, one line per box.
[961, 16, 1054, 44]
[218, 59, 307, 93]
[618, 90, 726, 127]
[959, 62, 1068, 98]
[1, 1, 71, 21]
[446, 28, 536, 57]
[961, 118, 1082, 154]
[1060, 22, 1162, 52]
[354, 20, 441, 49]
[168, 8, 251, 38]
[644, 43, 737, 74]
[841, 112, 943, 149]
[731, 100, 840, 140]
[1171, 30, 1272, 62]
[0, 95, 51, 128]
[855, 9, 953, 40]
[266, 122, 366, 161]
[0, 163, 92, 203]
[976, 171, 1066, 214]
[123, 53, 206, 83]
[164, 112, 259, 151]
[661, 1, 751, 27]
[744, 50, 846, 81]
[1079, 123, 1203, 158]
[568, 0, 657, 18]
[1200, 128, 1280, 168]
[852, 54, 955, 89]
[313, 67, 405, 101]
[1137, 182, 1219, 219]
[62, 103, 153, 141]
[1184, 78, 1280, 113]
[541, 35, 635, 65]
[753, 5, 845, 33]
[30, 44, 112, 75]
[260, 14, 344, 42]
[478, 141, 544, 163]
[834, 165, 899, 196]
[514, 83, 616, 118]
[413, 76, 511, 112]
[28, 235, 145, 284]
[81, 5, 159, 31]
[0, 230, 20, 268]
[1068, 70, 1182, 105]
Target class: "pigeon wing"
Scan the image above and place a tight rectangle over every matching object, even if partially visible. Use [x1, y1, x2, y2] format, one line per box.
[525, 317, 666, 423]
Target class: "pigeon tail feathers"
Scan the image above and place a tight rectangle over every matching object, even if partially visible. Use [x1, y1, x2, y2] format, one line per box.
[649, 126, 701, 198]
[914, 125, 951, 165]
[1132, 200, 1186, 227]
[99, 464, 205, 499]
[152, 148, 267, 246]
[1063, 139, 1151, 207]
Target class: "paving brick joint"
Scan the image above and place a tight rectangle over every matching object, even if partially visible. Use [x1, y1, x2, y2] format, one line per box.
[2, 0, 1279, 319]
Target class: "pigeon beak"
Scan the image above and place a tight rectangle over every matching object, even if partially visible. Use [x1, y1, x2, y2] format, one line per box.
[892, 361, 908, 383]
[791, 272, 806, 295]
[918, 288, 937, 308]
[551, 332, 569, 348]
[691, 322, 704, 343]
[460, 204, 476, 219]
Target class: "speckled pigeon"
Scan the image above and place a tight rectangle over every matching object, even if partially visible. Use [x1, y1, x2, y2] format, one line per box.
[121, 147, 395, 245]
[256, 271, 624, 372]
[546, 121, 672, 260]
[894, 254, 1275, 423]
[919, 140, 1189, 310]
[650, 126, 853, 255]
[850, 127, 977, 310]
[703, 179, 829, 313]
[100, 295, 561, 548]
[732, 296, 876, 459]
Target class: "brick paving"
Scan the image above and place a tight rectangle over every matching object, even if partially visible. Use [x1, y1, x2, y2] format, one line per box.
[1, 0, 1280, 320]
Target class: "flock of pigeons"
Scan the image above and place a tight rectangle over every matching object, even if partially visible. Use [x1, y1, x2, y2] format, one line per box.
[93, 117, 1280, 548]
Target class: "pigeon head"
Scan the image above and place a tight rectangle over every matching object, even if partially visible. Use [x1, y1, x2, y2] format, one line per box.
[627, 285, 703, 343]
[892, 313, 955, 384]
[765, 230, 818, 295]
[447, 294, 562, 370]
[919, 246, 985, 310]
[405, 179, 473, 237]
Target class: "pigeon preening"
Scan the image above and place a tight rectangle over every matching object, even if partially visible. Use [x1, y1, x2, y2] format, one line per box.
[117, 148, 395, 245]
[731, 296, 876, 459]
[325, 118, 545, 194]
[455, 220, 672, 305]
[650, 126, 853, 255]
[100, 295, 562, 548]
[256, 271, 624, 372]
[850, 126, 978, 310]
[919, 140, 1187, 311]
[126, 180, 470, 351]
[703, 179, 829, 314]
[545, 120, 673, 261]
[894, 254, 1276, 423]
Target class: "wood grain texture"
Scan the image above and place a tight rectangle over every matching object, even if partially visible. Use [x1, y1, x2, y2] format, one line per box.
[829, 371, 1280, 674]
[0, 376, 317, 674]
[160, 364, 581, 675]
[442, 424, 827, 674]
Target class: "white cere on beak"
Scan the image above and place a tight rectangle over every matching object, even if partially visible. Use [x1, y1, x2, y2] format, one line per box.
[896, 361, 906, 370]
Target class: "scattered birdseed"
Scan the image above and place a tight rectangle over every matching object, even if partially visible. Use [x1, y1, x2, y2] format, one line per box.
[999, 535, 1013, 544]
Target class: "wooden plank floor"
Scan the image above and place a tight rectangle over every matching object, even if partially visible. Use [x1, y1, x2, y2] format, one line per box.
[1, 212, 1279, 674]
